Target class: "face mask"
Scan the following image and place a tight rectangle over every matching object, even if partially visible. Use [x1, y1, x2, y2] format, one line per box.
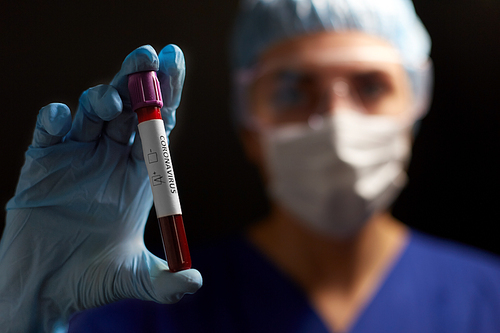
[260, 109, 412, 238]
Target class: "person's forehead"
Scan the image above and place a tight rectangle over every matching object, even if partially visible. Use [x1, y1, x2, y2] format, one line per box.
[257, 31, 404, 74]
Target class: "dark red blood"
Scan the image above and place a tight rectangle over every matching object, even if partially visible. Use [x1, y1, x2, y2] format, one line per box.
[158, 214, 192, 272]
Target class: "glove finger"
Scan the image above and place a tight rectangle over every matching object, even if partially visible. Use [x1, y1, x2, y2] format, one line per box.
[112, 252, 202, 304]
[32, 103, 72, 148]
[68, 85, 123, 142]
[158, 44, 186, 136]
[109, 45, 160, 109]
[147, 254, 202, 304]
[103, 110, 138, 145]
[106, 45, 160, 144]
[125, 45, 184, 155]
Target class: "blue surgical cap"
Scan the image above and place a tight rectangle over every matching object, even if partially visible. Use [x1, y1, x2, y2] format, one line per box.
[231, 0, 431, 70]
[231, 0, 433, 122]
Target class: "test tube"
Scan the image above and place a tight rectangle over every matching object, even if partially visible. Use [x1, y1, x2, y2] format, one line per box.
[128, 71, 191, 272]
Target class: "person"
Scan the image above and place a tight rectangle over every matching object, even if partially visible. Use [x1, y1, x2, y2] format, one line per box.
[1, 0, 500, 332]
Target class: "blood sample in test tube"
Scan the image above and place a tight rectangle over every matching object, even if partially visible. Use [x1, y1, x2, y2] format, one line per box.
[128, 71, 191, 272]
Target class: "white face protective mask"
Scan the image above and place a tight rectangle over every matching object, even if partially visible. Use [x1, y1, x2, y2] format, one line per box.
[260, 109, 412, 238]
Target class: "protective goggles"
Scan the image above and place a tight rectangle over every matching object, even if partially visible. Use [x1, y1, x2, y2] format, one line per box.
[235, 46, 428, 127]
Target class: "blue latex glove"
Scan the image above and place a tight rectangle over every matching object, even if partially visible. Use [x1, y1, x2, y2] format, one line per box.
[0, 45, 202, 333]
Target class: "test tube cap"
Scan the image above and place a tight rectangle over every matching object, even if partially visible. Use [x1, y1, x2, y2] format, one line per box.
[128, 71, 164, 111]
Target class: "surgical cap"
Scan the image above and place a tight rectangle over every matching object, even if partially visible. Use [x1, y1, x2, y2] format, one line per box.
[231, 0, 431, 70]
[231, 0, 433, 121]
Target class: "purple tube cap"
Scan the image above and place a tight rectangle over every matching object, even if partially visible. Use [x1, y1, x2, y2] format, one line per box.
[128, 71, 164, 111]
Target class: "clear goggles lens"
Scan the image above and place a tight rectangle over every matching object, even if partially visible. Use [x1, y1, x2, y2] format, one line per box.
[240, 46, 412, 126]
[252, 66, 406, 125]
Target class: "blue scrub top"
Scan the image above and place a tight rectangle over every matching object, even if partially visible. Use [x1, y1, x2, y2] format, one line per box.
[69, 230, 500, 333]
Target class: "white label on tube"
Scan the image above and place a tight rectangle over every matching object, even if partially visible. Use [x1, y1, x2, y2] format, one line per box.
[138, 119, 182, 217]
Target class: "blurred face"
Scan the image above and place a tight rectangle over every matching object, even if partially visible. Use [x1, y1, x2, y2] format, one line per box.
[248, 31, 413, 127]
[241, 31, 414, 237]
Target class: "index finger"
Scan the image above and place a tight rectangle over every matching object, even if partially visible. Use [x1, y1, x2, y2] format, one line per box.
[110, 45, 160, 109]
[103, 46, 160, 144]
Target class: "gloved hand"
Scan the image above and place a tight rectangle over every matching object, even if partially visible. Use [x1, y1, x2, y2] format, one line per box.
[0, 44, 202, 333]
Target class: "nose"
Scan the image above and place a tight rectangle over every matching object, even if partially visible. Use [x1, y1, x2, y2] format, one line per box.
[323, 80, 354, 115]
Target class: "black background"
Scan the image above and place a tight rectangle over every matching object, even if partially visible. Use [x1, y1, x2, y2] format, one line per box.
[1, 0, 499, 256]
